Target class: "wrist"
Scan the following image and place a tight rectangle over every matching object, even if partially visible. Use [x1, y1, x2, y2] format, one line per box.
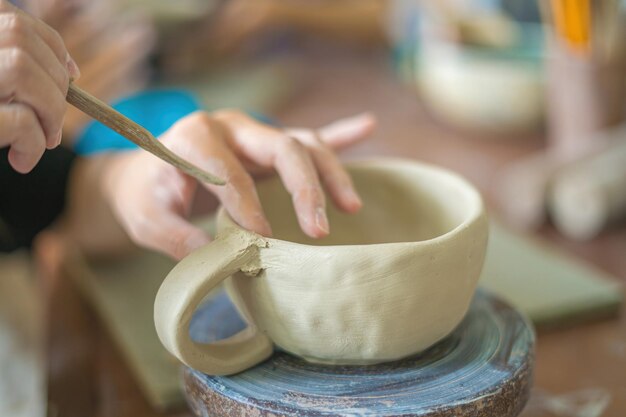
[98, 151, 135, 206]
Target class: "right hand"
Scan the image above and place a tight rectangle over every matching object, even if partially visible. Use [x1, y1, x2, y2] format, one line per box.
[0, 0, 79, 173]
[102, 111, 376, 260]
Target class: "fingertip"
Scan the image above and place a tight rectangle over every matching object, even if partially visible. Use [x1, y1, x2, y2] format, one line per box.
[350, 112, 377, 136]
[292, 190, 330, 238]
[66, 53, 81, 81]
[340, 112, 376, 129]
[355, 111, 377, 125]
[338, 185, 363, 213]
[341, 198, 363, 214]
[301, 206, 329, 239]
[258, 219, 274, 238]
[46, 131, 62, 150]
[302, 224, 329, 239]
[7, 149, 38, 174]
[319, 112, 377, 149]
[307, 228, 330, 239]
[244, 214, 273, 238]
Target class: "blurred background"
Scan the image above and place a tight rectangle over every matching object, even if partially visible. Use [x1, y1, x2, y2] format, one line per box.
[2, 0, 626, 416]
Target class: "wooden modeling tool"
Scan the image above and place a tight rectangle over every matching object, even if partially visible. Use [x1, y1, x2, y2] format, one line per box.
[66, 83, 225, 186]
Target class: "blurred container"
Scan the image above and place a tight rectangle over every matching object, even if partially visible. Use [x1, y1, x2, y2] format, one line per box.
[388, 1, 546, 134]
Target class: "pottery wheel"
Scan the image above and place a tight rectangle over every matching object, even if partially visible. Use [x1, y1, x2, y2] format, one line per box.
[183, 289, 534, 417]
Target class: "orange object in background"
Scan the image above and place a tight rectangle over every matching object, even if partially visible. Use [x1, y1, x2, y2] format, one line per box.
[550, 0, 592, 53]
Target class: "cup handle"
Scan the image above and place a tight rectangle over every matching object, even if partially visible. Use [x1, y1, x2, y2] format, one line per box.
[154, 230, 273, 375]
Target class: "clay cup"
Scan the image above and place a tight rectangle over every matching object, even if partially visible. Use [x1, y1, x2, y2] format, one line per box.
[154, 159, 489, 375]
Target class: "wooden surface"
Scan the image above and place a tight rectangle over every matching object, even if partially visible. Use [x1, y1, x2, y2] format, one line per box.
[45, 46, 626, 417]
[183, 290, 534, 417]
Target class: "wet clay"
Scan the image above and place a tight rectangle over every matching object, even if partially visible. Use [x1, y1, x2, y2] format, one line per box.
[155, 159, 489, 375]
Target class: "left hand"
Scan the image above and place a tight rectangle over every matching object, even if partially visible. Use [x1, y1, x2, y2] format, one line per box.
[0, 0, 80, 172]
[29, 0, 156, 142]
[102, 110, 376, 260]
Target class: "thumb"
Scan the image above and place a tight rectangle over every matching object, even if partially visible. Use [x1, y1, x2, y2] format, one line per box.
[131, 209, 211, 260]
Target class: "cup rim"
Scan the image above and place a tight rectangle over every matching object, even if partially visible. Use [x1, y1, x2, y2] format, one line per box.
[218, 158, 485, 249]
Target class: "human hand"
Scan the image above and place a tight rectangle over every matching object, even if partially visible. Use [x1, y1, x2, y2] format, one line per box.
[29, 0, 155, 142]
[102, 110, 376, 260]
[0, 0, 80, 173]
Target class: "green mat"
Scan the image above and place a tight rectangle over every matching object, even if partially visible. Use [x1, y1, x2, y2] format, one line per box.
[480, 224, 623, 327]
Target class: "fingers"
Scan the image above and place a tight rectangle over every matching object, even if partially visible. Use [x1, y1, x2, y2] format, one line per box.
[213, 110, 330, 238]
[317, 112, 376, 150]
[161, 113, 273, 238]
[285, 112, 376, 214]
[286, 129, 362, 213]
[0, 3, 79, 79]
[274, 136, 329, 238]
[0, 47, 67, 147]
[22, 8, 80, 79]
[0, 5, 77, 155]
[0, 13, 69, 93]
[0, 103, 46, 173]
[102, 109, 374, 259]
